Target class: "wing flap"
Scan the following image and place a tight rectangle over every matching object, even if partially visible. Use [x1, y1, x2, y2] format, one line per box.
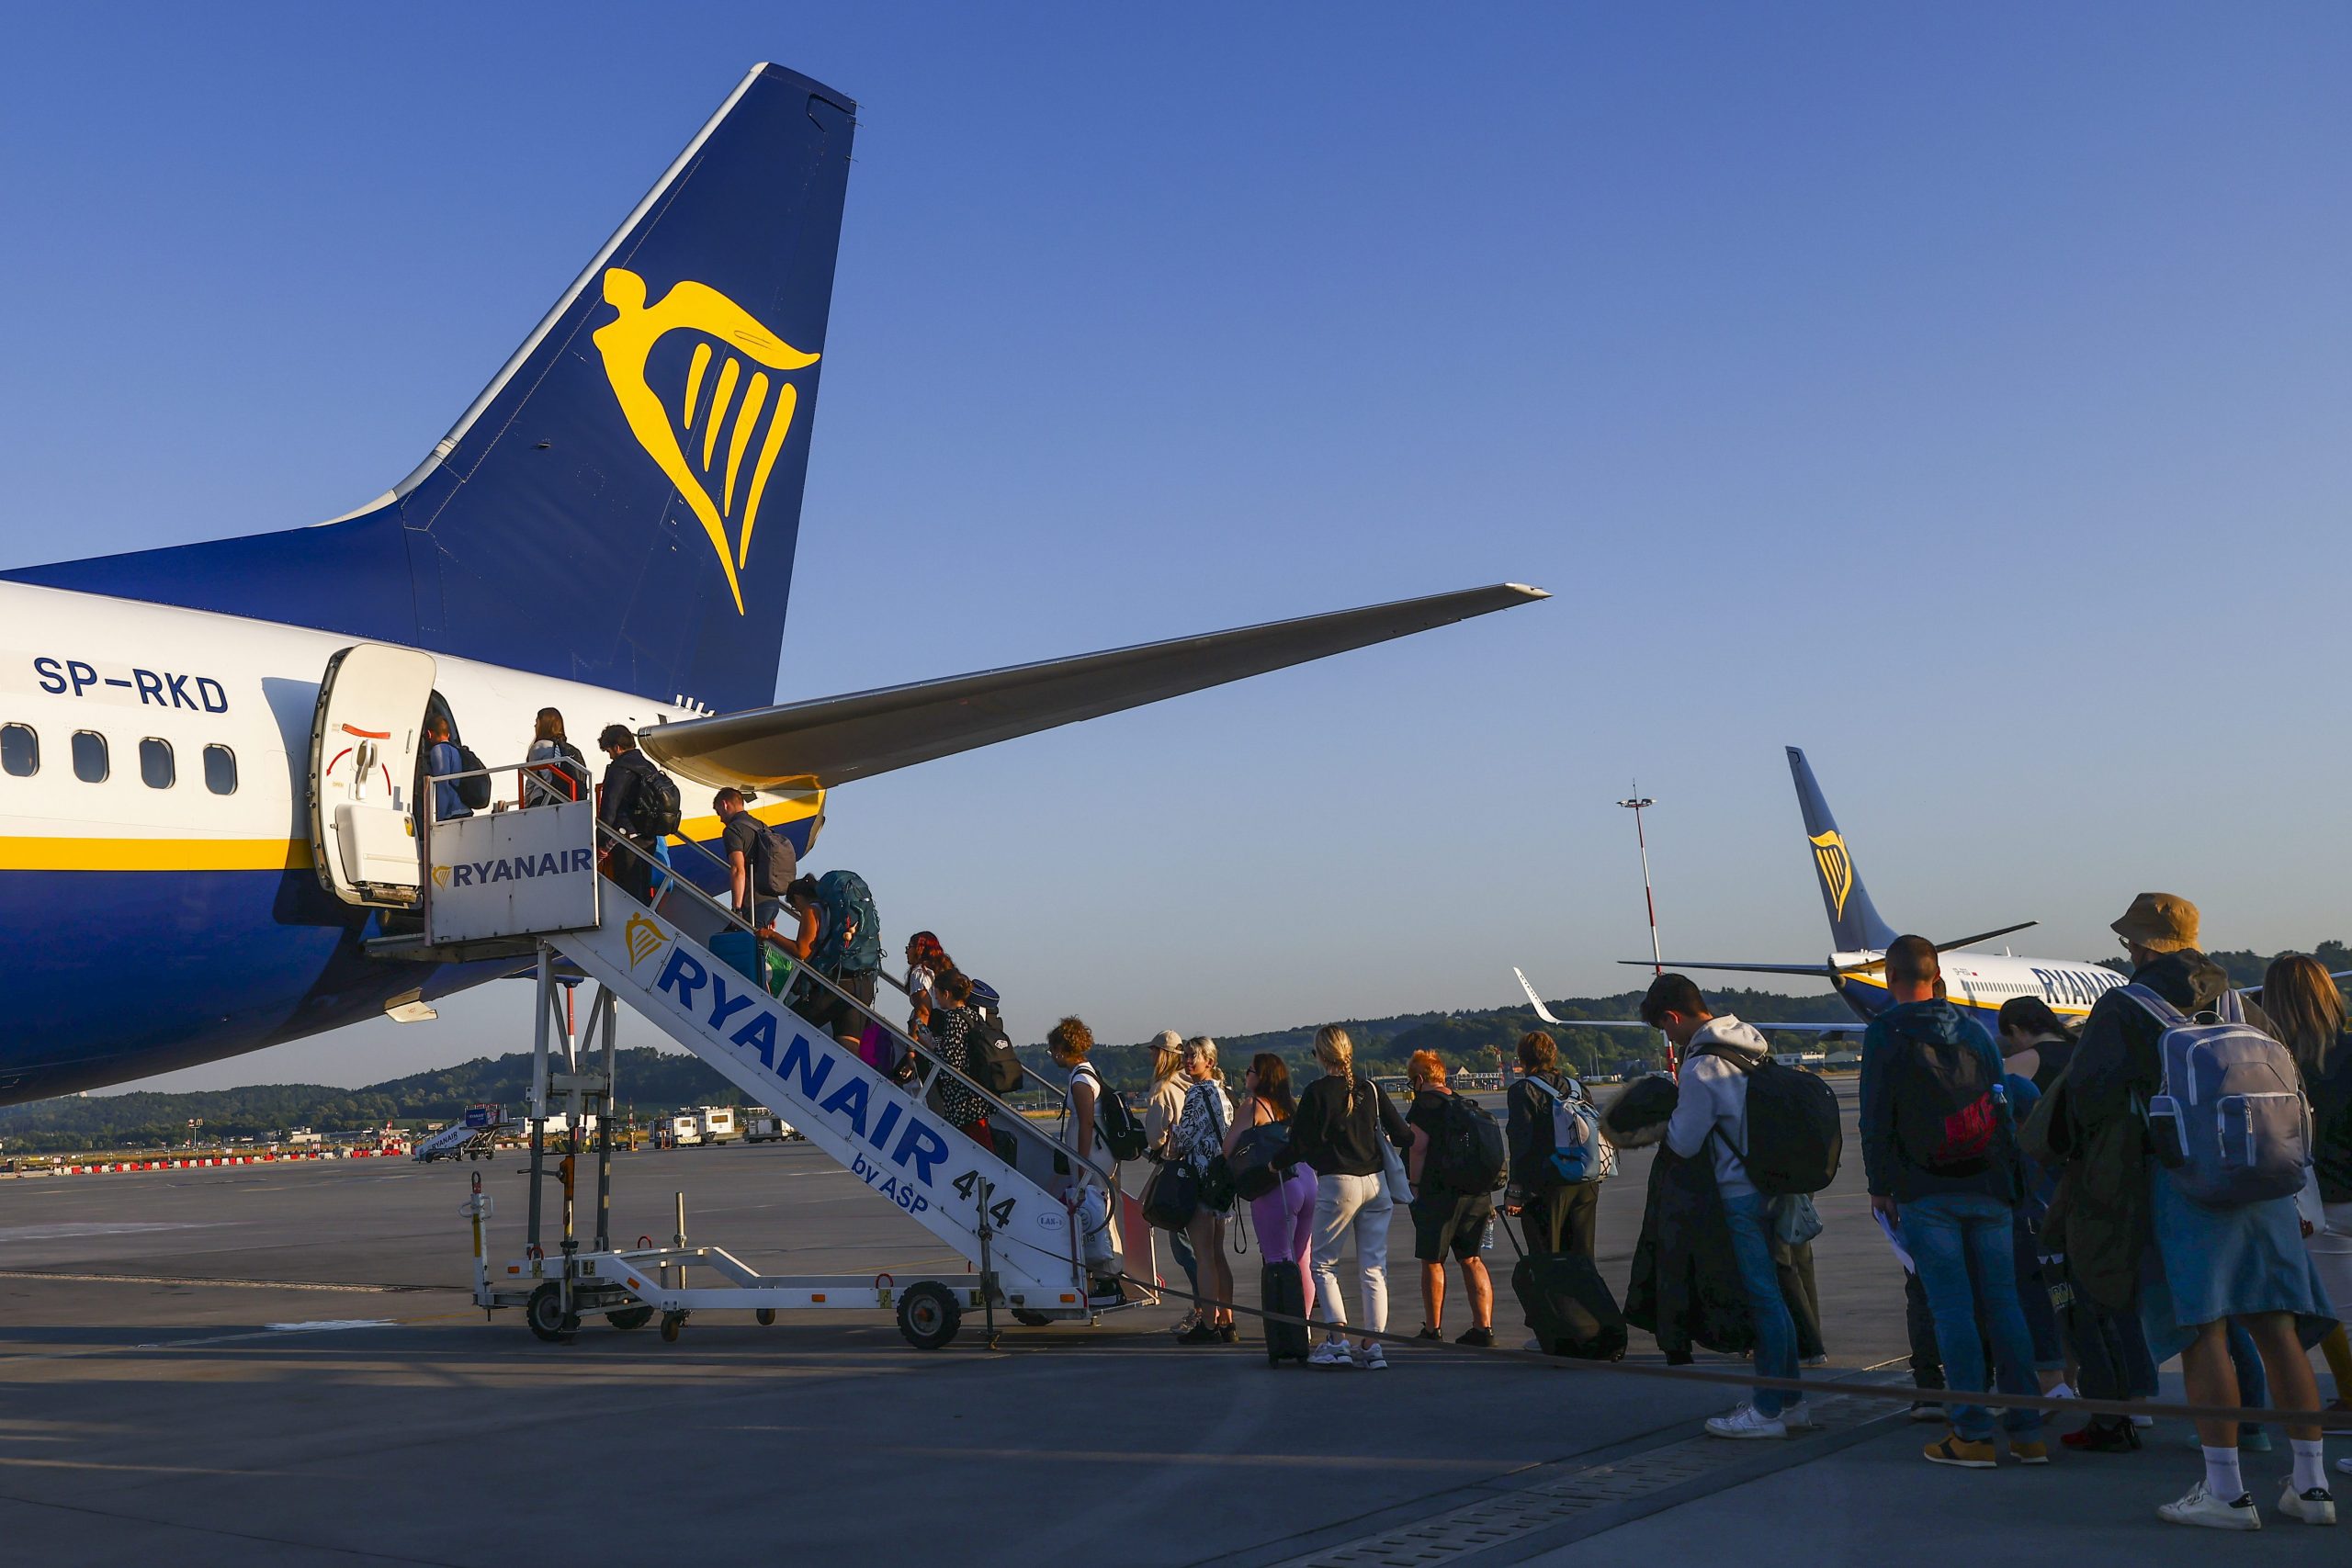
[641, 582, 1547, 789]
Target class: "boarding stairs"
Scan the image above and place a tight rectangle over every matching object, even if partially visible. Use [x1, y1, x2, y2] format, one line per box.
[385, 773, 1140, 1348]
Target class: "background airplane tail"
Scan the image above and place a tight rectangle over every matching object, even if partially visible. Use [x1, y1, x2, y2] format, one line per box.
[1786, 747, 1898, 953]
[4, 62, 854, 716]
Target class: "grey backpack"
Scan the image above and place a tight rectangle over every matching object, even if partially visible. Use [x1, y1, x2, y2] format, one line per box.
[2124, 984, 2310, 1208]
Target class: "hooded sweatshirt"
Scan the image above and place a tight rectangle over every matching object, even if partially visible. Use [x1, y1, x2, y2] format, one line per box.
[1664, 1016, 1773, 1199]
[1860, 998, 2011, 1205]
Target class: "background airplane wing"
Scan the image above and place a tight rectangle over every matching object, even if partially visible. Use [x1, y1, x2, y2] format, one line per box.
[1513, 970, 1851, 1032]
[641, 583, 1547, 789]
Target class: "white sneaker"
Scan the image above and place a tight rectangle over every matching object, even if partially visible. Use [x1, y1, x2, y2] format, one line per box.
[2278, 1482, 2336, 1526]
[2157, 1481, 2260, 1531]
[1522, 1337, 1545, 1354]
[1801, 1354, 1829, 1367]
[1905, 1401, 1947, 1424]
[1306, 1340, 1351, 1369]
[1779, 1400, 1818, 1431]
[1705, 1404, 1788, 1440]
[2131, 1414, 2155, 1429]
[1353, 1343, 1388, 1371]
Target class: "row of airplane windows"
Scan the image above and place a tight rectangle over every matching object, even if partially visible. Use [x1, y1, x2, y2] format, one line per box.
[0, 722, 237, 795]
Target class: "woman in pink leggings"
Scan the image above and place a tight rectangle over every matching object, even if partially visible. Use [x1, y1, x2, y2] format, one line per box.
[1229, 1053, 1317, 1321]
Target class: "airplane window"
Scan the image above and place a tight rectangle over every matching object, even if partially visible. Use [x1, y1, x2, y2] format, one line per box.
[72, 730, 108, 783]
[203, 744, 237, 795]
[1, 723, 36, 777]
[140, 738, 175, 789]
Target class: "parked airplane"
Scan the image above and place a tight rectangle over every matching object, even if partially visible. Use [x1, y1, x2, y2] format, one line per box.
[0, 63, 1544, 1103]
[1514, 747, 2126, 1041]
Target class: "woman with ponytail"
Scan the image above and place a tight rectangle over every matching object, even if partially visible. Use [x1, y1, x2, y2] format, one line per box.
[1285, 1025, 1411, 1369]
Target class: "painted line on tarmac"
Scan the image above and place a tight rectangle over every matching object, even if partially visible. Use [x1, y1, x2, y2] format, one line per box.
[0, 1269, 464, 1293]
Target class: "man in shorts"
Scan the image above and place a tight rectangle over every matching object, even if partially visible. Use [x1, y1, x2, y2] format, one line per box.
[1403, 1050, 1496, 1347]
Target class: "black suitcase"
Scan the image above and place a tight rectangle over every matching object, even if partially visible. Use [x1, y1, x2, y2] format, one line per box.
[1261, 1260, 1312, 1366]
[1509, 1219, 1627, 1360]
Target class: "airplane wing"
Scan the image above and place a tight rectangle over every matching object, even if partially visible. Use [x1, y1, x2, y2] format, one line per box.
[640, 583, 1547, 789]
[1511, 968, 1853, 1032]
[1616, 959, 1834, 976]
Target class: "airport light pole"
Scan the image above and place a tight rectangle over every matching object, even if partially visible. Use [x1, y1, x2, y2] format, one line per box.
[1618, 794, 1670, 1073]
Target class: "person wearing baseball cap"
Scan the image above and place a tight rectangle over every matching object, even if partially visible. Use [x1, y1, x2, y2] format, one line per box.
[2068, 894, 2335, 1530]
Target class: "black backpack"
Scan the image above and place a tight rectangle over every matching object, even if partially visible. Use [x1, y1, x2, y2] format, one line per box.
[628, 764, 683, 839]
[1888, 1021, 1998, 1174]
[1074, 1067, 1147, 1163]
[970, 1013, 1024, 1096]
[1432, 1094, 1507, 1194]
[454, 744, 492, 811]
[1703, 1047, 1842, 1196]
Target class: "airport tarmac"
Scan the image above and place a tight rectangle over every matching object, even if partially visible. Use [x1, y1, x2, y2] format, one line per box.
[0, 1080, 2340, 1565]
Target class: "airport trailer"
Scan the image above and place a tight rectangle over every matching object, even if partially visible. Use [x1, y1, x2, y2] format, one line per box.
[397, 792, 1153, 1350]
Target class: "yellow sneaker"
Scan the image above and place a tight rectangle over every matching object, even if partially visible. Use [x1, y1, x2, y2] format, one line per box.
[2011, 1439, 2051, 1465]
[1924, 1432, 1998, 1469]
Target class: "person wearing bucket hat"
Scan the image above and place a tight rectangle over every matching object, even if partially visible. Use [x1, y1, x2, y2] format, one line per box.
[2067, 894, 2335, 1530]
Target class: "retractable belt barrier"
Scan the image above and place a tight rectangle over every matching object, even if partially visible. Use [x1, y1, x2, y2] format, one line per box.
[1119, 1275, 2301, 1429]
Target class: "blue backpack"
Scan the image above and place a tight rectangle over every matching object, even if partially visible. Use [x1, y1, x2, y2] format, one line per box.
[2125, 984, 2310, 1208]
[810, 869, 883, 976]
[1531, 1076, 1613, 1184]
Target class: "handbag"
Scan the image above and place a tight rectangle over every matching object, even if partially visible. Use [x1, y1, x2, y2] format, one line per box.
[1372, 1081, 1414, 1203]
[1229, 1117, 1292, 1201]
[1140, 1158, 1199, 1231]
[1197, 1089, 1235, 1213]
[1770, 1191, 1824, 1247]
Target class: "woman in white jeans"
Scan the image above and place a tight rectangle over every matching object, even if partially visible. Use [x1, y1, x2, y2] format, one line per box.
[1282, 1025, 1412, 1369]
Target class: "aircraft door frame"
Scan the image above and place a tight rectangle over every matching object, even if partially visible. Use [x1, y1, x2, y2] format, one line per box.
[307, 644, 438, 908]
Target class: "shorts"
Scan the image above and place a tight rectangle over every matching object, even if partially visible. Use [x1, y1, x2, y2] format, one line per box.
[1411, 1190, 1494, 1264]
[801, 968, 878, 1041]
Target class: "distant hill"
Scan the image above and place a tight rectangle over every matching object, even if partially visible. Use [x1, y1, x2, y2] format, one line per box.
[14, 941, 2342, 1154]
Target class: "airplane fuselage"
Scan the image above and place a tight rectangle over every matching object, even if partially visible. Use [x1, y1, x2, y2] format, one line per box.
[0, 581, 818, 1102]
[1825, 946, 2127, 1037]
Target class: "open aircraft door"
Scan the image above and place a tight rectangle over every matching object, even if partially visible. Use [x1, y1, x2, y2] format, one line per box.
[308, 644, 437, 908]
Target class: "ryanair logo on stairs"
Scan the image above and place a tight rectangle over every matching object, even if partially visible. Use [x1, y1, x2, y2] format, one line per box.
[592, 267, 821, 615]
[1809, 829, 1854, 919]
[623, 912, 673, 970]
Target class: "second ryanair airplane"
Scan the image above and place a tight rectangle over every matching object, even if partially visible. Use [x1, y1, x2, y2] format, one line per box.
[0, 63, 1544, 1103]
[1518, 748, 2129, 1041]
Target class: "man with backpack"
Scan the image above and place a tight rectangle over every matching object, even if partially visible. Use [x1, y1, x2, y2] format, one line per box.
[1860, 935, 2046, 1470]
[712, 788, 796, 930]
[423, 714, 475, 822]
[1402, 1051, 1500, 1347]
[2066, 895, 2334, 1530]
[1646, 974, 1815, 1439]
[1504, 1031, 1605, 1258]
[594, 724, 676, 906]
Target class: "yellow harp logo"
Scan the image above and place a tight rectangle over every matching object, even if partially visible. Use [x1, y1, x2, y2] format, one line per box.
[1809, 830, 1854, 920]
[623, 912, 673, 971]
[592, 268, 820, 615]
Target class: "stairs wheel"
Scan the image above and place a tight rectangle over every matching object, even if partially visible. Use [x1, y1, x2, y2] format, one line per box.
[754, 1308, 775, 1326]
[1010, 1309, 1053, 1327]
[660, 1310, 687, 1343]
[525, 1282, 573, 1343]
[896, 1282, 961, 1350]
[608, 1305, 654, 1332]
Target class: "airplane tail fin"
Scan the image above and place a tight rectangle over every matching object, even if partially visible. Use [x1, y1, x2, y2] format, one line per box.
[1786, 747, 1897, 953]
[5, 63, 854, 716]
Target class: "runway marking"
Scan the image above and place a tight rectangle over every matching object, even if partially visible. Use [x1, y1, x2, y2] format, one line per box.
[888, 1447, 1518, 1472]
[0, 1270, 462, 1293]
[0, 1222, 225, 1241]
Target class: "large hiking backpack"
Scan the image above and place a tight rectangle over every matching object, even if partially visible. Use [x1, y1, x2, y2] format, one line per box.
[810, 869, 883, 976]
[1888, 1019, 2000, 1172]
[1530, 1075, 1613, 1184]
[1431, 1093, 1508, 1194]
[628, 764, 683, 839]
[1705, 1049, 1841, 1196]
[2127, 984, 2311, 1208]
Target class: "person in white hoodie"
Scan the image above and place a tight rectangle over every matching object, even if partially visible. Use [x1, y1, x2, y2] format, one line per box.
[1643, 973, 1811, 1441]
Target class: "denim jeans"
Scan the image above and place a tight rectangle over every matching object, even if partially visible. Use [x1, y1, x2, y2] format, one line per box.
[1722, 1190, 1798, 1418]
[1901, 1193, 2041, 1441]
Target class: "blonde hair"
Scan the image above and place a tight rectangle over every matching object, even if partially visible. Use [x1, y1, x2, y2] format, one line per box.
[1314, 1025, 1356, 1113]
[1148, 1030, 1185, 1085]
[2261, 953, 2344, 1078]
[1407, 1049, 1446, 1088]
[1184, 1035, 1221, 1082]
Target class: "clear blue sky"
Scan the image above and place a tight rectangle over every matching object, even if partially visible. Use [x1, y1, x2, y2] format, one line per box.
[4, 4, 2346, 1089]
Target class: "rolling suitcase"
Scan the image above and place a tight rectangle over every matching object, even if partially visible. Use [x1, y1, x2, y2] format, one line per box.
[1261, 1260, 1312, 1366]
[1508, 1218, 1627, 1360]
[711, 929, 791, 997]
